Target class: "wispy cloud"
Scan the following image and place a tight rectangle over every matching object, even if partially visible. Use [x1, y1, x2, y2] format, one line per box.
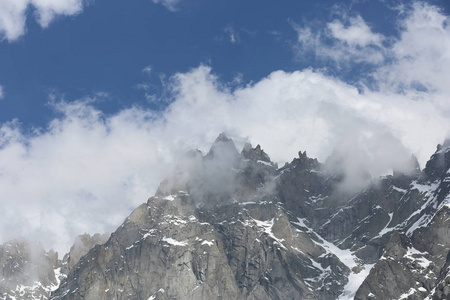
[224, 25, 240, 44]
[150, 0, 181, 12]
[135, 83, 150, 91]
[141, 65, 153, 75]
[291, 14, 385, 67]
[327, 15, 383, 47]
[0, 0, 84, 42]
[0, 85, 4, 99]
[267, 30, 283, 36]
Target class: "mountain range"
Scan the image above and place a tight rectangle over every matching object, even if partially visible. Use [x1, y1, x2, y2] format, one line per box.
[1, 133, 450, 300]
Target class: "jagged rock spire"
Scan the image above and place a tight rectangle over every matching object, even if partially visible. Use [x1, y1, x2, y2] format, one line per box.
[423, 140, 450, 182]
[241, 142, 272, 163]
[205, 133, 240, 162]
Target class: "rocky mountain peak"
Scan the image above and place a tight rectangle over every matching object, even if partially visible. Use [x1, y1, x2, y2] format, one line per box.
[287, 150, 320, 172]
[62, 233, 109, 272]
[205, 133, 240, 163]
[15, 136, 447, 300]
[215, 132, 232, 143]
[241, 143, 271, 163]
[155, 149, 203, 197]
[393, 154, 421, 178]
[423, 141, 450, 182]
[410, 153, 421, 173]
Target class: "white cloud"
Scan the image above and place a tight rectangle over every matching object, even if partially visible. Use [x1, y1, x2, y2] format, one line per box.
[292, 15, 385, 66]
[0, 0, 28, 41]
[327, 15, 383, 47]
[1, 1, 450, 255]
[292, 1, 450, 92]
[0, 0, 83, 41]
[0, 102, 173, 253]
[0, 85, 4, 99]
[375, 2, 450, 95]
[1, 63, 449, 253]
[224, 25, 240, 44]
[151, 0, 181, 12]
[142, 65, 152, 75]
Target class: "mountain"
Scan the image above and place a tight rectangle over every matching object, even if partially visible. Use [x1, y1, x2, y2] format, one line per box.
[4, 134, 450, 299]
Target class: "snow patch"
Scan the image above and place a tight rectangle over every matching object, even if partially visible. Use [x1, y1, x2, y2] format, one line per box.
[257, 160, 272, 166]
[337, 263, 375, 300]
[201, 240, 214, 247]
[391, 186, 407, 193]
[404, 247, 431, 269]
[163, 195, 176, 201]
[292, 218, 373, 300]
[399, 288, 417, 299]
[162, 237, 188, 246]
[410, 181, 438, 194]
[252, 218, 287, 250]
[51, 267, 66, 292]
[239, 201, 257, 205]
[141, 229, 158, 240]
[294, 218, 357, 270]
[372, 212, 394, 239]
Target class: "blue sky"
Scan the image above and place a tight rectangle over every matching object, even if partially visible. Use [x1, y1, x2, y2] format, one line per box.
[1, 0, 314, 125]
[1, 0, 450, 252]
[3, 0, 444, 126]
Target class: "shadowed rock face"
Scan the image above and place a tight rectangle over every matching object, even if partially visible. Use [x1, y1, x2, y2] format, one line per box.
[47, 134, 450, 300]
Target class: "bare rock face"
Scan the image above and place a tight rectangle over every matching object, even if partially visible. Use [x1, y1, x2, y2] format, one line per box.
[355, 232, 436, 300]
[51, 197, 348, 300]
[49, 135, 450, 300]
[355, 145, 450, 300]
[62, 233, 109, 271]
[51, 138, 349, 300]
[0, 240, 60, 300]
[0, 234, 110, 300]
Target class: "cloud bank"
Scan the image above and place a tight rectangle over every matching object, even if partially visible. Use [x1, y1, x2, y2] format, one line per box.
[1, 1, 450, 254]
[0, 0, 84, 41]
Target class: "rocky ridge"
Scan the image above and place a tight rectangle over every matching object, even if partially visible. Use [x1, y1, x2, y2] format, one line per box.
[50, 135, 450, 299]
[3, 134, 450, 299]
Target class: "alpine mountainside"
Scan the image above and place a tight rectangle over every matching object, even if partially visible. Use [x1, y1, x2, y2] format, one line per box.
[0, 234, 108, 300]
[0, 240, 61, 300]
[7, 133, 450, 300]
